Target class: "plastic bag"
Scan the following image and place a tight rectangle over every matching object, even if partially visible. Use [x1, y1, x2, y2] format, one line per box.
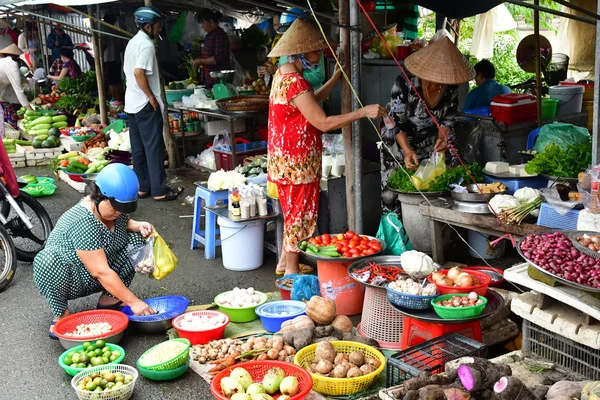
[290, 274, 320, 302]
[127, 236, 155, 275]
[540, 187, 577, 216]
[198, 147, 215, 170]
[212, 130, 231, 150]
[152, 232, 178, 280]
[180, 12, 203, 45]
[267, 181, 279, 199]
[322, 134, 344, 155]
[330, 155, 345, 177]
[411, 152, 446, 190]
[533, 122, 590, 152]
[376, 212, 413, 255]
[168, 12, 186, 43]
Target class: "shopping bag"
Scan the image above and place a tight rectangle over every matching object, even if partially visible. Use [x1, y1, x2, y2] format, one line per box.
[533, 122, 590, 152]
[411, 152, 446, 190]
[376, 212, 413, 255]
[127, 236, 155, 275]
[152, 232, 178, 280]
[290, 274, 320, 302]
[168, 11, 186, 43]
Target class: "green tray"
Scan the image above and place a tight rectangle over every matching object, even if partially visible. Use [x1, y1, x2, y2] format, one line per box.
[137, 359, 189, 381]
[137, 338, 190, 371]
[22, 183, 56, 197]
[58, 343, 125, 376]
[36, 177, 55, 184]
[72, 134, 95, 142]
[431, 294, 488, 319]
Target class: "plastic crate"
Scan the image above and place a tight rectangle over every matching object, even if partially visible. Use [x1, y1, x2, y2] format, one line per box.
[386, 333, 486, 387]
[483, 174, 548, 195]
[523, 319, 600, 380]
[213, 141, 267, 171]
[536, 202, 580, 230]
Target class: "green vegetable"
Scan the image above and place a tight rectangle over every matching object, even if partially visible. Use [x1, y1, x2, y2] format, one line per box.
[31, 116, 52, 126]
[52, 115, 68, 122]
[387, 162, 484, 192]
[306, 243, 318, 253]
[525, 142, 592, 178]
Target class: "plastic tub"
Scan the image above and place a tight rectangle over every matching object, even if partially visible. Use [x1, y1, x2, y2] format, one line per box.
[217, 216, 265, 271]
[54, 310, 129, 349]
[560, 81, 594, 101]
[386, 285, 438, 310]
[165, 89, 194, 106]
[275, 276, 293, 300]
[431, 294, 488, 319]
[137, 338, 190, 371]
[71, 364, 138, 400]
[137, 359, 189, 381]
[427, 269, 491, 296]
[214, 291, 268, 323]
[550, 85, 584, 116]
[58, 343, 126, 376]
[171, 310, 229, 345]
[255, 300, 307, 332]
[541, 98, 559, 119]
[467, 230, 506, 260]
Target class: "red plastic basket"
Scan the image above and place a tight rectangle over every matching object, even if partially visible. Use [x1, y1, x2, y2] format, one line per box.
[210, 360, 313, 400]
[427, 269, 491, 296]
[172, 310, 230, 345]
[54, 310, 129, 340]
[275, 278, 291, 301]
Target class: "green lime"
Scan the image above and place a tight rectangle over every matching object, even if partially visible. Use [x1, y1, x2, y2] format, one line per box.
[90, 357, 102, 366]
[109, 354, 118, 362]
[114, 381, 123, 388]
[93, 377, 102, 386]
[77, 362, 86, 369]
[102, 356, 109, 364]
[102, 346, 111, 353]
[87, 351, 95, 359]
[79, 353, 88, 363]
[63, 356, 72, 365]
[88, 344, 96, 352]
[106, 382, 115, 389]
[82, 342, 91, 350]
[103, 351, 111, 359]
[94, 348, 103, 356]
[67, 351, 76, 358]
[111, 351, 120, 357]
[71, 354, 80, 363]
[95, 340, 106, 348]
[115, 375, 124, 383]
[94, 387, 103, 392]
[70, 363, 78, 368]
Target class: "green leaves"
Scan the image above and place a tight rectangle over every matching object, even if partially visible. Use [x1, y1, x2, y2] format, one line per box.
[388, 162, 484, 192]
[525, 142, 592, 178]
[58, 71, 97, 95]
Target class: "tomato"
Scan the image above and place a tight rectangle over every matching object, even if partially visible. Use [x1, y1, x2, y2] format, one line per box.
[356, 245, 365, 252]
[349, 238, 359, 245]
[370, 243, 382, 252]
[350, 248, 360, 255]
[361, 236, 369, 241]
[331, 237, 338, 244]
[366, 248, 376, 255]
[340, 239, 349, 246]
[344, 231, 356, 240]
[336, 243, 344, 252]
[361, 240, 368, 246]
[353, 233, 360, 240]
[337, 233, 344, 241]
[361, 250, 368, 256]
[309, 238, 316, 245]
[341, 245, 349, 253]
[361, 0, 377, 13]
[314, 237, 322, 244]
[321, 234, 331, 242]
[322, 236, 331, 245]
[342, 252, 351, 258]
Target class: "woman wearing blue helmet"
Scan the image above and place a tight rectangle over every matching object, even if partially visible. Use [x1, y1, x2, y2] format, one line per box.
[33, 164, 157, 339]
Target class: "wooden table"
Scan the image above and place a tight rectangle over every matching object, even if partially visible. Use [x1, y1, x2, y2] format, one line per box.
[420, 199, 545, 263]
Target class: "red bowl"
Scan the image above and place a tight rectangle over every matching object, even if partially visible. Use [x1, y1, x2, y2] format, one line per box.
[65, 171, 84, 182]
[275, 278, 292, 300]
[54, 310, 129, 341]
[427, 269, 491, 296]
[211, 360, 313, 400]
[172, 310, 230, 345]
[463, 266, 504, 287]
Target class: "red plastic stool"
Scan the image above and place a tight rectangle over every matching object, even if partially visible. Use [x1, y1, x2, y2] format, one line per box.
[401, 316, 482, 349]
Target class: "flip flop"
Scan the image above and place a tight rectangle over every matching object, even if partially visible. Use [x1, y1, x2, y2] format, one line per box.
[138, 192, 151, 199]
[275, 269, 285, 276]
[299, 264, 315, 275]
[49, 321, 58, 340]
[154, 187, 184, 202]
[97, 300, 125, 311]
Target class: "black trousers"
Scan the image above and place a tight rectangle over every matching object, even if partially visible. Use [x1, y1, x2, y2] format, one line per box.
[128, 102, 166, 197]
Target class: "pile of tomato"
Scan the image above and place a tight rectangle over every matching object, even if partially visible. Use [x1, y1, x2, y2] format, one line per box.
[306, 231, 383, 258]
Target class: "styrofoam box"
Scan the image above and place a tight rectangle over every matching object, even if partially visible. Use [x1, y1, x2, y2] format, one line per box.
[60, 136, 83, 152]
[203, 119, 246, 136]
[24, 145, 64, 166]
[58, 170, 85, 193]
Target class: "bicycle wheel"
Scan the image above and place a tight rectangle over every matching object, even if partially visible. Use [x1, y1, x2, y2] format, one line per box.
[0, 191, 53, 262]
[0, 223, 18, 292]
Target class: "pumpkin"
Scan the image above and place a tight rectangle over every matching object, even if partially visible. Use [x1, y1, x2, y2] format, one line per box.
[331, 315, 353, 333]
[278, 315, 315, 334]
[582, 382, 600, 400]
[306, 296, 336, 326]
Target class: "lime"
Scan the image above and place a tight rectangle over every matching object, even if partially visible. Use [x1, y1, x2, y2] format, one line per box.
[67, 351, 76, 358]
[71, 354, 81, 363]
[87, 351, 95, 359]
[79, 353, 88, 363]
[70, 363, 78, 368]
[63, 356, 72, 365]
[90, 357, 102, 366]
[111, 350, 120, 357]
[115, 375, 124, 383]
[94, 348, 103, 356]
[95, 340, 106, 348]
[114, 381, 123, 388]
[102, 346, 111, 353]
[100, 379, 108, 388]
[103, 351, 111, 359]
[106, 382, 115, 389]
[86, 381, 96, 391]
[94, 387, 103, 392]
[109, 354, 118, 362]
[88, 344, 96, 352]
[93, 377, 102, 386]
[102, 356, 109, 364]
[77, 363, 86, 368]
[82, 341, 91, 350]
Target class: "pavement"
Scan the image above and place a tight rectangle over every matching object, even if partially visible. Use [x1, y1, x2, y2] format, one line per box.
[0, 167, 278, 400]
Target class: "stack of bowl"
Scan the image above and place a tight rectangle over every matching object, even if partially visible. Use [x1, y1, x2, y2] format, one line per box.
[137, 338, 191, 381]
[121, 295, 189, 334]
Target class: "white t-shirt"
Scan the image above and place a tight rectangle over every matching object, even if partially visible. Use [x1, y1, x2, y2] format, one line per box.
[0, 57, 29, 106]
[123, 30, 163, 114]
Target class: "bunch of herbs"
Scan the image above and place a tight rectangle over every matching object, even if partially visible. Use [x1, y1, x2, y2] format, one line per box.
[524, 142, 591, 178]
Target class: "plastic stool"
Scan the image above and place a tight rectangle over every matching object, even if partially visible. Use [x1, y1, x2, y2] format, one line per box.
[401, 316, 482, 350]
[526, 127, 541, 150]
[190, 185, 229, 259]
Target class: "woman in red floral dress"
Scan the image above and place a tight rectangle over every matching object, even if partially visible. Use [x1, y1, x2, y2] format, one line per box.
[267, 19, 386, 275]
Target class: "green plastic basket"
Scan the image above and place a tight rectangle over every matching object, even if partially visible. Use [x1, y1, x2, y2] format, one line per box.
[104, 119, 125, 134]
[431, 294, 488, 319]
[22, 183, 56, 197]
[72, 134, 95, 142]
[137, 359, 189, 381]
[36, 177, 55, 184]
[58, 343, 125, 376]
[137, 338, 190, 371]
[214, 291, 268, 323]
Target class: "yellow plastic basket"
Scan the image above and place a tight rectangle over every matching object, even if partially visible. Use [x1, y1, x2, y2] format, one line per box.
[293, 341, 386, 396]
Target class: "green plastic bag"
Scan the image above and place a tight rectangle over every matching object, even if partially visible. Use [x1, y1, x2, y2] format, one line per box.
[168, 11, 187, 43]
[533, 122, 590, 152]
[376, 213, 413, 255]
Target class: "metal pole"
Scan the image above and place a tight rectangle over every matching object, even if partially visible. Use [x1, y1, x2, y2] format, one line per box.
[552, 0, 600, 20]
[593, 0, 600, 166]
[340, 0, 354, 231]
[534, 0, 542, 127]
[61, 5, 134, 38]
[350, 0, 363, 233]
[506, 0, 596, 25]
[89, 5, 107, 125]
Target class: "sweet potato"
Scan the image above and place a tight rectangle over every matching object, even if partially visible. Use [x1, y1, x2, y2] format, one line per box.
[418, 385, 445, 400]
[493, 376, 535, 400]
[458, 358, 512, 392]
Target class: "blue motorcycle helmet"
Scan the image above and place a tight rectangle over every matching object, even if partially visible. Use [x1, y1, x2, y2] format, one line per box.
[134, 6, 164, 29]
[278, 7, 307, 33]
[95, 163, 139, 214]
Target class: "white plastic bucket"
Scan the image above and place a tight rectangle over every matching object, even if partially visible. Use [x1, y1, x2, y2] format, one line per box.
[549, 85, 584, 116]
[217, 216, 265, 271]
[467, 231, 506, 260]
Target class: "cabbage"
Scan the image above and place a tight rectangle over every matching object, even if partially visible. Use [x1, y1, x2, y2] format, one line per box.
[400, 250, 435, 279]
[514, 187, 541, 204]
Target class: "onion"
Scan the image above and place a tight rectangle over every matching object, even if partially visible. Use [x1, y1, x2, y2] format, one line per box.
[468, 292, 478, 301]
[447, 267, 463, 282]
[458, 274, 475, 287]
[436, 277, 453, 286]
[431, 271, 445, 282]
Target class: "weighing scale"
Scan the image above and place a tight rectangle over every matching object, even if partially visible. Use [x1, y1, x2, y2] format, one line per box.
[211, 70, 237, 100]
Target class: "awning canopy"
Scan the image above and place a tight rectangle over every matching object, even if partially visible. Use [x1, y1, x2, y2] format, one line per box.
[0, 0, 116, 5]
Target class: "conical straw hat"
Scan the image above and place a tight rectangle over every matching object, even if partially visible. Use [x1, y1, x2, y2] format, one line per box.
[0, 44, 22, 57]
[404, 36, 475, 85]
[268, 19, 328, 58]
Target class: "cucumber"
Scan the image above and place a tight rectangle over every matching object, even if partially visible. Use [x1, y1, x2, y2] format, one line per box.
[306, 248, 318, 255]
[30, 116, 52, 127]
[52, 121, 68, 128]
[34, 124, 52, 130]
[318, 245, 338, 252]
[306, 243, 319, 253]
[51, 115, 68, 122]
[31, 129, 49, 135]
[69, 161, 88, 170]
[15, 140, 31, 146]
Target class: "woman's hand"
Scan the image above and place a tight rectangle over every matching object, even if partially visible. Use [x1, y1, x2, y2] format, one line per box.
[192, 59, 201, 67]
[130, 299, 156, 316]
[332, 63, 346, 82]
[403, 150, 420, 169]
[138, 222, 155, 238]
[360, 104, 387, 119]
[434, 126, 450, 153]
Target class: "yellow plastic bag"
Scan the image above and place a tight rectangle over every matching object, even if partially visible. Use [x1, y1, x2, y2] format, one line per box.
[411, 152, 446, 190]
[151, 232, 178, 280]
[267, 181, 279, 199]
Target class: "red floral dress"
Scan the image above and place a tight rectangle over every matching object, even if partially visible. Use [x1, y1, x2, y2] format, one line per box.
[267, 70, 321, 253]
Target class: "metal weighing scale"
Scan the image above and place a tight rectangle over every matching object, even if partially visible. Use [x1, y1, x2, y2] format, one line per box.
[210, 70, 237, 100]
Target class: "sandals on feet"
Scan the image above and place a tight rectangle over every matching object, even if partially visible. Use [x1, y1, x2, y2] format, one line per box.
[49, 321, 58, 340]
[96, 300, 125, 311]
[154, 187, 184, 202]
[138, 192, 151, 199]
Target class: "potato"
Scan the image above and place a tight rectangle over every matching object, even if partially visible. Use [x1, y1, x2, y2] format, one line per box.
[257, 353, 268, 360]
[316, 360, 334, 374]
[365, 357, 382, 370]
[278, 350, 287, 360]
[360, 364, 376, 375]
[284, 345, 296, 356]
[334, 353, 349, 365]
[333, 363, 350, 378]
[310, 363, 318, 373]
[346, 367, 363, 378]
[267, 348, 279, 360]
[349, 351, 365, 367]
[315, 341, 336, 363]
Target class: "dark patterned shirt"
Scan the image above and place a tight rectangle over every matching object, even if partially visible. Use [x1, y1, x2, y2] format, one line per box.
[202, 27, 231, 86]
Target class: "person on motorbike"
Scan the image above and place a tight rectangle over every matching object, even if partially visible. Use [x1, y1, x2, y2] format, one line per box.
[463, 59, 511, 111]
[33, 164, 157, 339]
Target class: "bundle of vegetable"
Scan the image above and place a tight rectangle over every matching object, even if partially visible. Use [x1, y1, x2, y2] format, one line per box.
[220, 366, 299, 399]
[387, 162, 484, 192]
[499, 196, 542, 224]
[520, 231, 600, 288]
[235, 156, 267, 178]
[351, 262, 405, 286]
[525, 142, 592, 178]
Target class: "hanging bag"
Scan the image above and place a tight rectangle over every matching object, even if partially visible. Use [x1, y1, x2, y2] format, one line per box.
[151, 232, 178, 280]
[376, 212, 413, 255]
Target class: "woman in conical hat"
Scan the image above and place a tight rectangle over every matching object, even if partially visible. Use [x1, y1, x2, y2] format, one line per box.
[268, 19, 386, 275]
[0, 43, 33, 130]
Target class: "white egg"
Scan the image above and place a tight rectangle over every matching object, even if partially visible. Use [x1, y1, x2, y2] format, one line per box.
[247, 287, 255, 295]
[225, 294, 234, 303]
[217, 314, 226, 323]
[240, 289, 247, 295]
[243, 302, 252, 308]
[233, 287, 240, 292]
[235, 299, 244, 307]
[243, 294, 252, 303]
[252, 294, 260, 303]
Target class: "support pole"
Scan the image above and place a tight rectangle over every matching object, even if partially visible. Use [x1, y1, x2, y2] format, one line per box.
[89, 5, 107, 125]
[593, 0, 600, 165]
[534, 0, 542, 127]
[144, 0, 176, 169]
[36, 17, 48, 74]
[62, 5, 134, 38]
[350, 0, 363, 233]
[97, 4, 104, 81]
[339, 0, 354, 231]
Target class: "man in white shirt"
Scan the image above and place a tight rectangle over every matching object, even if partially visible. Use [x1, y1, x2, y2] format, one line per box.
[123, 6, 182, 202]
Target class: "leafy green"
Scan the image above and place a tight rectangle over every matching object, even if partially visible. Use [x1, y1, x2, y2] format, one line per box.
[525, 142, 592, 178]
[58, 71, 97, 95]
[55, 94, 94, 114]
[388, 163, 484, 192]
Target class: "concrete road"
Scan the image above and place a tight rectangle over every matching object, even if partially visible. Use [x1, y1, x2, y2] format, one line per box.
[0, 167, 277, 399]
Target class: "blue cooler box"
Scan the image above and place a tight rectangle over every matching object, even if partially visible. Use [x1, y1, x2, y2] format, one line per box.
[483, 174, 548, 195]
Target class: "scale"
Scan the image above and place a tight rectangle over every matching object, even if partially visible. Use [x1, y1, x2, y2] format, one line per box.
[211, 70, 237, 100]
